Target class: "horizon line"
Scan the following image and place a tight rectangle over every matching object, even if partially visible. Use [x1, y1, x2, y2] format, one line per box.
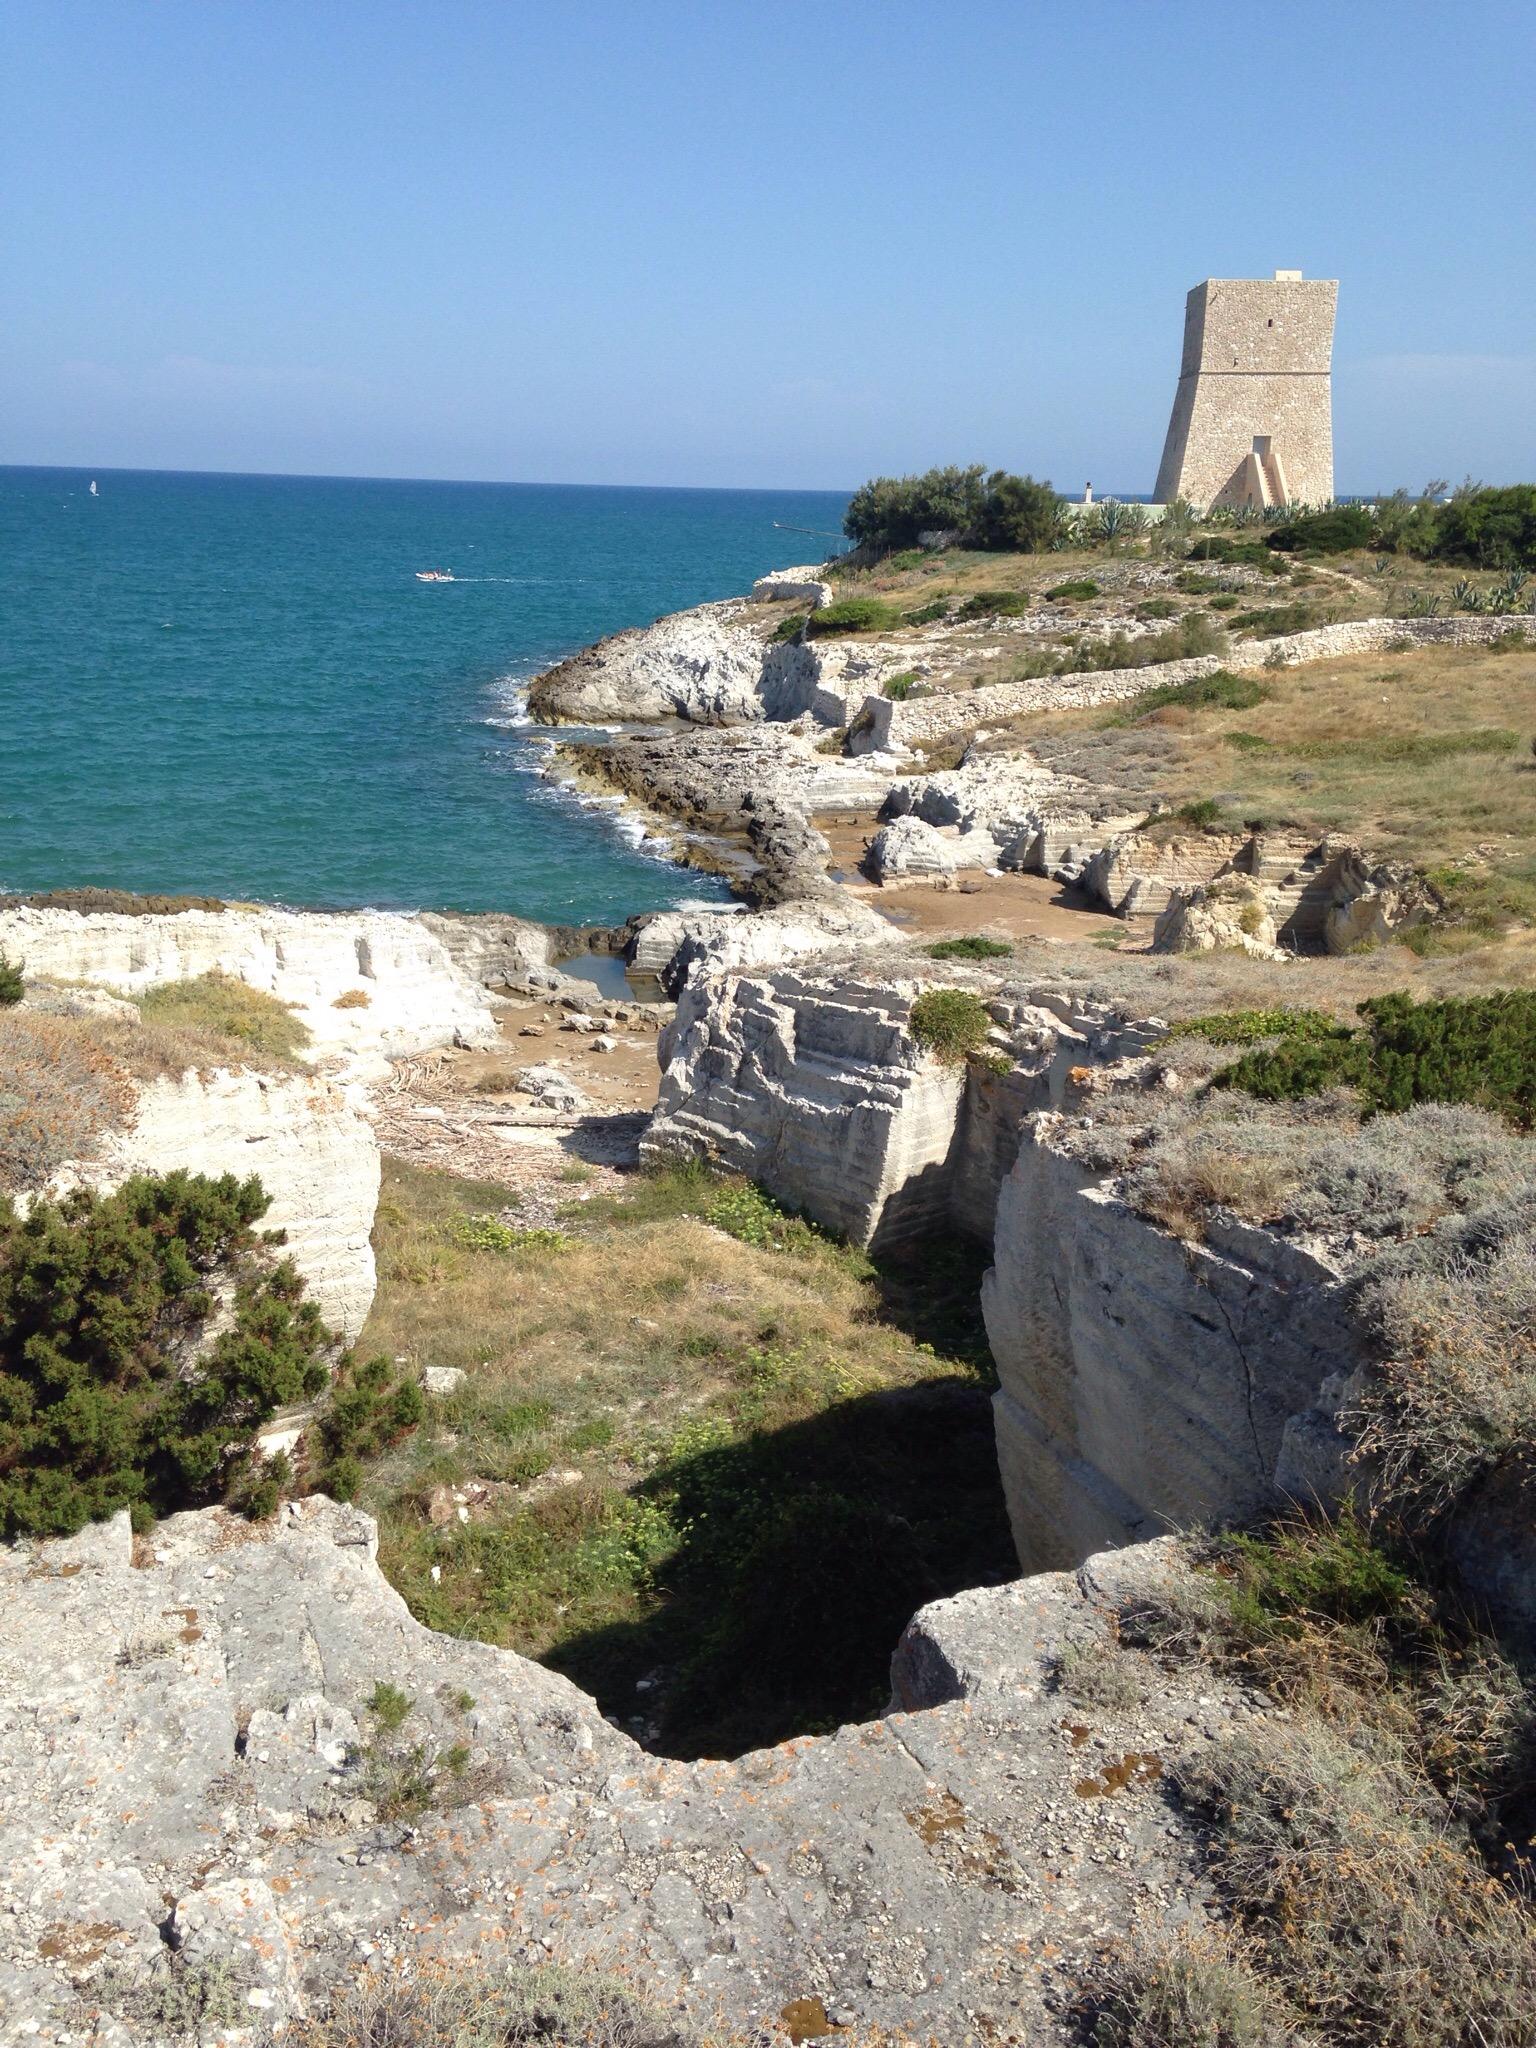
[0, 460, 857, 496]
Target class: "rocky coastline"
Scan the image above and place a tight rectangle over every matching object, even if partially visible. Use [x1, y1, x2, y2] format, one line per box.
[5, 560, 1536, 2044]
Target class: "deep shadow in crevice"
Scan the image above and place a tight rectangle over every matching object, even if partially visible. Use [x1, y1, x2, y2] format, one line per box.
[543, 1375, 1016, 1761]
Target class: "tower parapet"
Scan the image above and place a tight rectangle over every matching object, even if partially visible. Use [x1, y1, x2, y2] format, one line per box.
[1154, 270, 1337, 510]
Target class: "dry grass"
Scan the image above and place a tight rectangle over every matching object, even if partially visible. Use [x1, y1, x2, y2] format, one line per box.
[0, 982, 313, 1192]
[357, 1159, 1009, 1756]
[308, 1958, 696, 2048]
[1026, 637, 1536, 889]
[134, 970, 310, 1064]
[1083, 1926, 1306, 2048]
[1178, 1717, 1536, 2046]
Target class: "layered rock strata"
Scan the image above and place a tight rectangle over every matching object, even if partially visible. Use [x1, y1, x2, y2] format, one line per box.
[46, 1068, 381, 1342]
[0, 1502, 1243, 2045]
[0, 904, 504, 1073]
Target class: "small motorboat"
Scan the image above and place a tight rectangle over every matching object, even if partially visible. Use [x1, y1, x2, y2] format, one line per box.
[415, 568, 455, 582]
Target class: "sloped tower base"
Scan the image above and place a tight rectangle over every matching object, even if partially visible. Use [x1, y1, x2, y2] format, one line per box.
[1155, 271, 1337, 511]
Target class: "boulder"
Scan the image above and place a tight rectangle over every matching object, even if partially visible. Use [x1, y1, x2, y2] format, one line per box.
[1152, 874, 1285, 959]
[751, 566, 834, 608]
[514, 1064, 590, 1113]
[861, 815, 965, 880]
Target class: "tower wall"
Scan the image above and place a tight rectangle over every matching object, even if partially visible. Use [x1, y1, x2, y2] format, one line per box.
[1154, 274, 1337, 510]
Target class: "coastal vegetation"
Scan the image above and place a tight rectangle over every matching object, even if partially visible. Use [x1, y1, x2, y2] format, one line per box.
[352, 1156, 1007, 1756]
[0, 1171, 333, 1536]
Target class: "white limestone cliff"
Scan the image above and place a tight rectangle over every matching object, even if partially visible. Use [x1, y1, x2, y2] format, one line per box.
[0, 904, 500, 1074]
[48, 1068, 381, 1341]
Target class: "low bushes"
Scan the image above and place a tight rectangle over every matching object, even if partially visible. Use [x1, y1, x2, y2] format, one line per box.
[910, 986, 997, 1064]
[803, 596, 902, 638]
[0, 953, 23, 1006]
[315, 1960, 695, 2048]
[0, 1171, 332, 1537]
[1216, 990, 1536, 1126]
[1266, 504, 1375, 555]
[1046, 578, 1100, 601]
[955, 588, 1031, 620]
[1105, 669, 1269, 723]
[0, 1010, 138, 1190]
[926, 935, 1013, 961]
[135, 970, 310, 1065]
[1188, 538, 1289, 573]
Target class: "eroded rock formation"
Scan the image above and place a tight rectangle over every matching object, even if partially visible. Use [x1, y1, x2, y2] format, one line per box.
[0, 1502, 1244, 2045]
[47, 1068, 382, 1342]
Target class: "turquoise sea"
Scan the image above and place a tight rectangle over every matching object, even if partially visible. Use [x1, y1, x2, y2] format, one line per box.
[0, 467, 849, 923]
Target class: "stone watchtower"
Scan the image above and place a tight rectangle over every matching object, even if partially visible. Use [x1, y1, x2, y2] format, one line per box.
[1154, 270, 1337, 510]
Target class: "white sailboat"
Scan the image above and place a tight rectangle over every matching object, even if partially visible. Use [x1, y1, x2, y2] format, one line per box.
[89, 480, 98, 496]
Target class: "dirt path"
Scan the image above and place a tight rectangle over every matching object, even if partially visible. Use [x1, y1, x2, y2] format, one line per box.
[370, 995, 668, 1222]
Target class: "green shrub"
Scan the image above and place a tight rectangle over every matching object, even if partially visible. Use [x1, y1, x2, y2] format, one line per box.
[445, 1213, 571, 1255]
[311, 1353, 425, 1496]
[0, 1171, 332, 1537]
[1218, 990, 1536, 1127]
[767, 611, 808, 643]
[1187, 539, 1287, 573]
[135, 971, 310, 1064]
[1106, 669, 1269, 723]
[1046, 578, 1100, 600]
[1167, 1007, 1348, 1049]
[909, 986, 996, 1064]
[974, 470, 1064, 552]
[842, 465, 989, 551]
[1135, 597, 1179, 620]
[1430, 484, 1536, 569]
[803, 596, 902, 638]
[1229, 603, 1316, 637]
[955, 588, 1031, 620]
[1266, 503, 1375, 555]
[904, 595, 953, 625]
[882, 671, 918, 700]
[1208, 592, 1241, 610]
[926, 935, 1014, 960]
[1171, 797, 1226, 829]
[0, 954, 23, 1007]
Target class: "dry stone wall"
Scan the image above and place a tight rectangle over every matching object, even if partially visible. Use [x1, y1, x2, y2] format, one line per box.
[856, 613, 1528, 753]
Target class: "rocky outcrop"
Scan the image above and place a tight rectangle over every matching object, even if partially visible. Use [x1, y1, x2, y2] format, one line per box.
[48, 1069, 381, 1341]
[527, 602, 825, 725]
[984, 1121, 1354, 1570]
[417, 910, 554, 989]
[0, 904, 500, 1074]
[0, 1500, 1247, 2045]
[630, 899, 891, 995]
[646, 967, 1152, 1248]
[1147, 834, 1441, 955]
[750, 565, 833, 608]
[1151, 873, 1284, 959]
[880, 753, 1146, 884]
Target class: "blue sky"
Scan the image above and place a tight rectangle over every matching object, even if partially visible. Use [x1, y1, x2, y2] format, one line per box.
[5, 0, 1533, 492]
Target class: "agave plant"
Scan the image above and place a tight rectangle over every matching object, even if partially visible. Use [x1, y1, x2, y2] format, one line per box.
[1405, 590, 1443, 619]
[1451, 578, 1486, 613]
[1490, 569, 1531, 615]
